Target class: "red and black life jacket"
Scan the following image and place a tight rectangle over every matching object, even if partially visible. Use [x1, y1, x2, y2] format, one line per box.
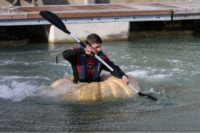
[73, 45, 107, 82]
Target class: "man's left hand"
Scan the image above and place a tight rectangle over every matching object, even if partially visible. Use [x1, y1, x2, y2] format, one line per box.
[122, 75, 129, 84]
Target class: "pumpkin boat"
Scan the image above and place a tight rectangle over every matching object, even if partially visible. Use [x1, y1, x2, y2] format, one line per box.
[50, 74, 140, 102]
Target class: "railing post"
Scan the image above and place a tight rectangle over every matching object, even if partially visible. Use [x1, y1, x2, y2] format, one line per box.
[84, 0, 95, 5]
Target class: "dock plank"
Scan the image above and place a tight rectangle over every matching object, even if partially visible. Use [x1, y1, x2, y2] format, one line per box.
[25, 9, 172, 20]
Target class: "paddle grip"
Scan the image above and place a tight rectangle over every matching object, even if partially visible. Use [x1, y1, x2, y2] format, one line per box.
[79, 41, 98, 57]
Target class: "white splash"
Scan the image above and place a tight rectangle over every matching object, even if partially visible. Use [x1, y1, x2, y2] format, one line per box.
[0, 81, 35, 102]
[0, 80, 71, 103]
[127, 70, 172, 80]
[0, 76, 50, 82]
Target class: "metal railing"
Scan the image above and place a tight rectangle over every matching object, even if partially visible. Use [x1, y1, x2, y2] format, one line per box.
[1, 6, 20, 14]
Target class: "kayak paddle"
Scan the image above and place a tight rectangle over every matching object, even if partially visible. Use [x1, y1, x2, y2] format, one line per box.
[39, 11, 158, 101]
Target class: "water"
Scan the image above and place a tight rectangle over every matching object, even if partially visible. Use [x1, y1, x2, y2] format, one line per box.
[1, 30, 200, 132]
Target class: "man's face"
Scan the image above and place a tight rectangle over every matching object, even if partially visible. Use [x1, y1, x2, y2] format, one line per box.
[91, 43, 101, 54]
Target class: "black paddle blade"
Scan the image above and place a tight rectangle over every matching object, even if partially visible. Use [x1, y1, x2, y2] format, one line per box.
[138, 92, 157, 101]
[39, 11, 70, 34]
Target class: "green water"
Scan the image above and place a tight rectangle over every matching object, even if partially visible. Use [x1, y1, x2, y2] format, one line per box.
[0, 31, 200, 132]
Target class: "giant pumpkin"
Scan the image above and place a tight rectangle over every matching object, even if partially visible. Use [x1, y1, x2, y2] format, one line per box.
[50, 74, 140, 102]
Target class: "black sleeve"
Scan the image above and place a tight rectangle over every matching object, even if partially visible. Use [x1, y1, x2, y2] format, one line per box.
[63, 48, 85, 63]
[102, 58, 127, 79]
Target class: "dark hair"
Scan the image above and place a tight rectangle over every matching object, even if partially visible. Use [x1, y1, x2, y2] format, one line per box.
[86, 33, 102, 45]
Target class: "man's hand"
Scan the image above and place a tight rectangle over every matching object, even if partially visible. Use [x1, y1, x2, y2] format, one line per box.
[84, 45, 95, 55]
[122, 75, 129, 84]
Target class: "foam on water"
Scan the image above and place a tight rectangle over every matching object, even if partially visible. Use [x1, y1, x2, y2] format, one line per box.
[0, 80, 71, 103]
[0, 76, 50, 82]
[0, 74, 63, 102]
[127, 70, 172, 80]
[0, 81, 36, 102]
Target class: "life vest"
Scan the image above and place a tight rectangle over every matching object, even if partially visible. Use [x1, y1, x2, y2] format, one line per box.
[73, 45, 106, 82]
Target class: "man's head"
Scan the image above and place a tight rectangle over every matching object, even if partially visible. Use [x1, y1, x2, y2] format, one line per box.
[86, 33, 102, 54]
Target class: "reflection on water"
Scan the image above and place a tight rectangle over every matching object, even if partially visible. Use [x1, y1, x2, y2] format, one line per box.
[0, 30, 200, 132]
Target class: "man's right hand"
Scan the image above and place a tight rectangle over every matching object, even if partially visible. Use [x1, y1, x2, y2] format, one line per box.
[84, 45, 94, 55]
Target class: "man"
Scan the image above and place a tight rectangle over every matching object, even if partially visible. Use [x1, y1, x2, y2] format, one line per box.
[11, 0, 37, 6]
[63, 33, 129, 84]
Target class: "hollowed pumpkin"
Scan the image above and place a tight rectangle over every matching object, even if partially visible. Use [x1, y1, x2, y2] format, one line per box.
[50, 74, 140, 102]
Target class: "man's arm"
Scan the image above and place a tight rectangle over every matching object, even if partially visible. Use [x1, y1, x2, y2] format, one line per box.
[63, 48, 85, 63]
[103, 58, 127, 78]
[103, 58, 129, 84]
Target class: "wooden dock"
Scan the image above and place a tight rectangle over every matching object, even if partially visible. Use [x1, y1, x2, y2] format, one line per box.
[0, 1, 200, 26]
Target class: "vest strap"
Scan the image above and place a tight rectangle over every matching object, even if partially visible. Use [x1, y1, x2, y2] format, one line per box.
[76, 45, 103, 81]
